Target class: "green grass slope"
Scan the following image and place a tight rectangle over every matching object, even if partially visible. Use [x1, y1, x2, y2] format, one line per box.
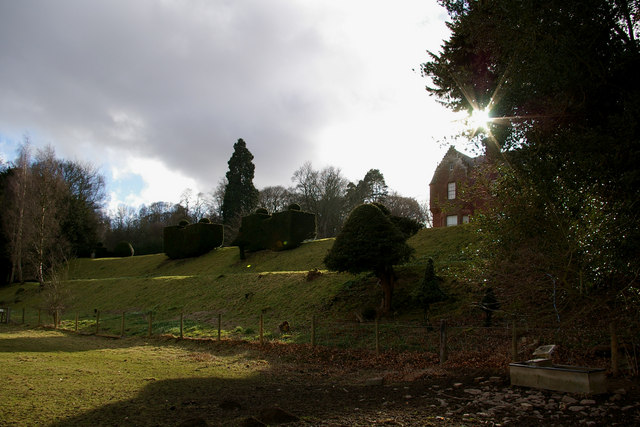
[0, 226, 478, 337]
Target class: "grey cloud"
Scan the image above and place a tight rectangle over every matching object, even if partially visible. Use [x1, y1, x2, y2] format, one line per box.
[0, 0, 354, 189]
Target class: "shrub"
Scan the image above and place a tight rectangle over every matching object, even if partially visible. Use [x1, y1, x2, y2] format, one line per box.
[94, 242, 109, 258]
[178, 219, 190, 227]
[371, 202, 391, 215]
[198, 217, 211, 224]
[163, 222, 224, 259]
[267, 209, 316, 251]
[234, 210, 271, 254]
[362, 307, 378, 321]
[234, 207, 317, 257]
[287, 203, 301, 211]
[114, 241, 134, 257]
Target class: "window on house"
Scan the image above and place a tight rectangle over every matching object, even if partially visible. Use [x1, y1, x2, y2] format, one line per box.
[447, 182, 456, 199]
[462, 215, 470, 224]
[449, 163, 454, 171]
[446, 215, 458, 226]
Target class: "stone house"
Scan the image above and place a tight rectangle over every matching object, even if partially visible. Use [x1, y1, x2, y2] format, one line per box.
[429, 146, 490, 227]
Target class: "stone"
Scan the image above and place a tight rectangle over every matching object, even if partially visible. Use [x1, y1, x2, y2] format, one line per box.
[568, 406, 585, 412]
[453, 383, 463, 388]
[562, 396, 578, 404]
[580, 399, 596, 405]
[464, 389, 482, 395]
[436, 398, 448, 407]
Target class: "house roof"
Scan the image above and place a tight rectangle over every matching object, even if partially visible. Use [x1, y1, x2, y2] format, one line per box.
[429, 146, 479, 185]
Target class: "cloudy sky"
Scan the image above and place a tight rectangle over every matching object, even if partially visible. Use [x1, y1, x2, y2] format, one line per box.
[0, 0, 468, 212]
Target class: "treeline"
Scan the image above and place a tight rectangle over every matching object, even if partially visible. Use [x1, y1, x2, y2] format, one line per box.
[0, 140, 107, 286]
[0, 137, 428, 285]
[106, 163, 428, 254]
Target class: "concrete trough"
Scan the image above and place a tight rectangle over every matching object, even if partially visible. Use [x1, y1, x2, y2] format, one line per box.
[509, 362, 607, 394]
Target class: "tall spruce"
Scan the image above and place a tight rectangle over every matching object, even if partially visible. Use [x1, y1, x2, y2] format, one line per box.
[222, 139, 259, 225]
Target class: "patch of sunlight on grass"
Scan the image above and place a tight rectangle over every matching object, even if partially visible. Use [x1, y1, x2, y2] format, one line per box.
[257, 270, 328, 275]
[151, 275, 193, 280]
[0, 327, 265, 426]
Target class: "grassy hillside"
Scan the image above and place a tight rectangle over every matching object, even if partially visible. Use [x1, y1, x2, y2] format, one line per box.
[0, 226, 478, 338]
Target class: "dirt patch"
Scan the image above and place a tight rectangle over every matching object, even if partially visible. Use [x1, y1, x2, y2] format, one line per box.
[159, 338, 640, 426]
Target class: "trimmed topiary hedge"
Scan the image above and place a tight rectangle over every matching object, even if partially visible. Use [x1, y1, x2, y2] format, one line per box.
[114, 241, 135, 257]
[267, 209, 316, 251]
[163, 222, 224, 259]
[234, 210, 271, 253]
[234, 205, 316, 257]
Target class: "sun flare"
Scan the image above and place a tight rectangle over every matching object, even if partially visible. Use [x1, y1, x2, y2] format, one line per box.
[469, 108, 491, 130]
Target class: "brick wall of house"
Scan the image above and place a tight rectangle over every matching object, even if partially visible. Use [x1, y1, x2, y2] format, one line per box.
[429, 146, 477, 227]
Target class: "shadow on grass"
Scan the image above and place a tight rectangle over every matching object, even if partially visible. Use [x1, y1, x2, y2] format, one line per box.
[0, 326, 143, 353]
[48, 376, 288, 426]
[0, 325, 408, 426]
[48, 372, 383, 427]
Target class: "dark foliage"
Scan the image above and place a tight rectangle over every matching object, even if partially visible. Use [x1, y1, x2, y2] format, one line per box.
[0, 168, 12, 285]
[416, 258, 446, 323]
[423, 0, 640, 296]
[113, 241, 134, 258]
[222, 139, 259, 226]
[163, 222, 224, 259]
[234, 207, 317, 257]
[324, 204, 414, 313]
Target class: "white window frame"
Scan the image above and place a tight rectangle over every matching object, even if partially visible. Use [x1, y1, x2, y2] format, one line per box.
[446, 215, 458, 227]
[447, 182, 456, 200]
[462, 215, 470, 224]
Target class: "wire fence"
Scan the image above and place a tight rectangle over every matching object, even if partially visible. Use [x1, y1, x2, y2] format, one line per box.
[2, 305, 637, 375]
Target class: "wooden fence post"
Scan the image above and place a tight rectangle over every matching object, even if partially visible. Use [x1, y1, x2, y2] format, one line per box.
[180, 312, 184, 339]
[610, 322, 619, 376]
[512, 320, 518, 361]
[259, 314, 264, 345]
[96, 310, 100, 335]
[121, 312, 126, 337]
[375, 317, 380, 355]
[148, 311, 153, 337]
[218, 313, 222, 341]
[311, 315, 316, 347]
[439, 319, 448, 365]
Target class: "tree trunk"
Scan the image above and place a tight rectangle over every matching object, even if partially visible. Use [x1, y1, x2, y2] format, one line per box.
[377, 267, 395, 314]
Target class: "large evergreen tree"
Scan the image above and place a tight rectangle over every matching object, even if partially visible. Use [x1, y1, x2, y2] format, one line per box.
[324, 203, 414, 314]
[423, 0, 640, 295]
[222, 139, 259, 226]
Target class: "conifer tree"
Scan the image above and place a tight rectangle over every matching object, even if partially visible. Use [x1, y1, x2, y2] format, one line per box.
[222, 139, 259, 226]
[324, 203, 413, 314]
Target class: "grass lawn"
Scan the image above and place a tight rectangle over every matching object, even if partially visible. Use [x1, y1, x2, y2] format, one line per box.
[0, 326, 270, 426]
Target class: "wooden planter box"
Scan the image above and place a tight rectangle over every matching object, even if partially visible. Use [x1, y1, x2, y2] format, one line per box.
[509, 362, 607, 394]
